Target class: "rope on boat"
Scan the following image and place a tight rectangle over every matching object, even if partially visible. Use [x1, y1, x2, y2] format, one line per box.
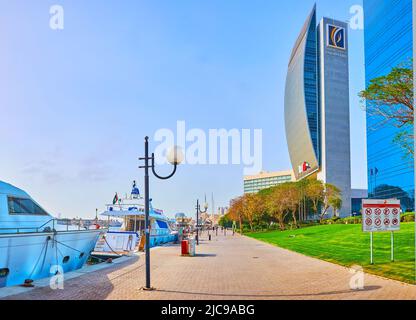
[55, 236, 122, 261]
[28, 236, 50, 280]
[103, 236, 123, 257]
[89, 254, 113, 263]
[54, 239, 83, 254]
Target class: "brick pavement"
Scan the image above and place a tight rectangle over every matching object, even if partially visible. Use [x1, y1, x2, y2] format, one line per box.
[2, 232, 416, 300]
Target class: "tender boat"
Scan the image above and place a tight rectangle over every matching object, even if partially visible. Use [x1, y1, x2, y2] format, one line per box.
[0, 181, 105, 288]
[93, 182, 178, 257]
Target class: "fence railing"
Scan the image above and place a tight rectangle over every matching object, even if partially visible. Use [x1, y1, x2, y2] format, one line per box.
[0, 218, 107, 235]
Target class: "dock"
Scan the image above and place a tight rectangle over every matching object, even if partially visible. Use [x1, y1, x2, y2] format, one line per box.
[1, 233, 416, 300]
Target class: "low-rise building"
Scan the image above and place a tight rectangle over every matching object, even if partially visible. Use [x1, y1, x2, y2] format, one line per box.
[244, 170, 296, 194]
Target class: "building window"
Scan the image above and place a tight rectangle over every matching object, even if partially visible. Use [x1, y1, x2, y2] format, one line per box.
[0, 268, 9, 278]
[8, 197, 49, 216]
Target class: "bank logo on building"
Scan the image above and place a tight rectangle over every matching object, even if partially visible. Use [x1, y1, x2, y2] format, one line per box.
[327, 24, 345, 49]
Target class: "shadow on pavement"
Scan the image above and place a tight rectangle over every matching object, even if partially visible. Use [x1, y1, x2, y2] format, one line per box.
[155, 286, 382, 299]
[2, 255, 141, 301]
[195, 254, 217, 258]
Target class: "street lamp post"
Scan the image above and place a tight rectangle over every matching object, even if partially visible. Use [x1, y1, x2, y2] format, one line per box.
[195, 199, 208, 245]
[139, 136, 183, 290]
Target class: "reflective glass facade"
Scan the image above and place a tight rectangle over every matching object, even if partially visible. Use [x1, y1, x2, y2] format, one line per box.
[304, 10, 319, 160]
[285, 6, 352, 216]
[284, 7, 320, 181]
[364, 0, 414, 210]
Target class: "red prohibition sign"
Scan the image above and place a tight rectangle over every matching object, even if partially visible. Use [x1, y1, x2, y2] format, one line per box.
[383, 208, 390, 215]
[365, 218, 372, 226]
[392, 208, 399, 216]
[375, 209, 382, 216]
[392, 218, 399, 226]
[384, 218, 390, 226]
[375, 218, 382, 227]
[365, 208, 372, 216]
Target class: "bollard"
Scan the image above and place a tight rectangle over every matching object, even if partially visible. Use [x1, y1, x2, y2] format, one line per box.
[181, 240, 189, 256]
[188, 238, 196, 257]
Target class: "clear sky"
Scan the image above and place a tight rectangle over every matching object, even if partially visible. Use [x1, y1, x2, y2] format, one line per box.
[0, 0, 366, 219]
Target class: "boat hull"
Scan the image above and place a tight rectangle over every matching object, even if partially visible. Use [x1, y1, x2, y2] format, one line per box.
[93, 231, 177, 255]
[0, 229, 102, 288]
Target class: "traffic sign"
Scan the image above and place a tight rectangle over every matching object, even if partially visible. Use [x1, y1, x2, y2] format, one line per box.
[362, 199, 401, 233]
[362, 199, 401, 265]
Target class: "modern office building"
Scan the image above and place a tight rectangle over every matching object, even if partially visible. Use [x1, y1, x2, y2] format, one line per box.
[244, 170, 296, 194]
[364, 0, 414, 211]
[414, 0, 416, 211]
[284, 5, 352, 217]
[351, 189, 369, 215]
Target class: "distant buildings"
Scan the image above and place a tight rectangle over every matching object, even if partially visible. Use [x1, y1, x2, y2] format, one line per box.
[364, 0, 414, 211]
[244, 170, 296, 194]
[284, 5, 352, 217]
[175, 212, 193, 228]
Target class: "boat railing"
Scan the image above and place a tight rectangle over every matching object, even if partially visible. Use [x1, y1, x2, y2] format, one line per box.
[0, 218, 107, 235]
[105, 203, 164, 216]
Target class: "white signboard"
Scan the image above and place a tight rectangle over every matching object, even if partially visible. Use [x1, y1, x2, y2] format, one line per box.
[362, 199, 401, 233]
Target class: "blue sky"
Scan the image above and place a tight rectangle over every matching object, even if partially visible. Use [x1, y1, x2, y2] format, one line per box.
[0, 0, 366, 219]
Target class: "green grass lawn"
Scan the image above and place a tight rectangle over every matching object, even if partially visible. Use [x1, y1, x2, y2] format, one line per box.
[247, 223, 416, 284]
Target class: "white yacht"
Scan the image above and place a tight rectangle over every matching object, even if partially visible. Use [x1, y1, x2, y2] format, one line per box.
[93, 182, 178, 257]
[0, 181, 105, 288]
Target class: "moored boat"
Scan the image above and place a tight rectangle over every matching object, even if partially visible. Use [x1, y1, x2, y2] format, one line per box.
[93, 181, 178, 257]
[0, 181, 106, 288]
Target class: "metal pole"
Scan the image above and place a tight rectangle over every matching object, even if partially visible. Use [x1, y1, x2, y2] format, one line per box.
[196, 200, 199, 245]
[370, 232, 374, 265]
[144, 136, 151, 290]
[391, 231, 394, 262]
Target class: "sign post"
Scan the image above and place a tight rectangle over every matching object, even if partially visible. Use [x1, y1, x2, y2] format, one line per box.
[391, 231, 394, 262]
[370, 232, 373, 265]
[362, 199, 401, 264]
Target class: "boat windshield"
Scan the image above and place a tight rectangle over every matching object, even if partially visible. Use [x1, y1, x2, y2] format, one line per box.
[7, 197, 49, 216]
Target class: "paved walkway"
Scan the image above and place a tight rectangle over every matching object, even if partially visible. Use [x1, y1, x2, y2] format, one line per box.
[2, 232, 416, 300]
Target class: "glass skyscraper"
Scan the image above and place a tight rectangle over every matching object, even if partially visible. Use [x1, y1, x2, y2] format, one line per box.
[364, 0, 414, 210]
[284, 5, 352, 217]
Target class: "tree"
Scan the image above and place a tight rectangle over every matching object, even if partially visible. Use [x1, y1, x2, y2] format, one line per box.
[218, 215, 232, 228]
[359, 59, 414, 156]
[320, 184, 342, 222]
[329, 197, 342, 218]
[282, 183, 301, 227]
[241, 193, 265, 231]
[227, 197, 244, 234]
[265, 186, 289, 230]
[304, 180, 324, 217]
